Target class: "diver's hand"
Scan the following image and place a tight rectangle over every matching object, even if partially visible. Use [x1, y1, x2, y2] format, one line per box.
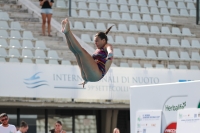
[79, 81, 88, 88]
[107, 52, 113, 60]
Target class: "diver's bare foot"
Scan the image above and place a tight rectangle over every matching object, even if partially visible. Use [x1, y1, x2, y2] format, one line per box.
[61, 18, 70, 34]
[79, 81, 87, 88]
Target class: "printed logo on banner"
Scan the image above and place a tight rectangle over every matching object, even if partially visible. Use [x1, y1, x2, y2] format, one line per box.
[151, 123, 156, 127]
[24, 72, 48, 88]
[138, 116, 142, 121]
[179, 113, 182, 119]
[137, 124, 140, 128]
[165, 102, 186, 111]
[164, 122, 176, 133]
[178, 80, 192, 82]
[178, 113, 191, 119]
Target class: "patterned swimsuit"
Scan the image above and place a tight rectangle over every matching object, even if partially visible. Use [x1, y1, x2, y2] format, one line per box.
[92, 48, 108, 77]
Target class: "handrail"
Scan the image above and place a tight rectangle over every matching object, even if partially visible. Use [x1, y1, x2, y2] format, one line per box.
[197, 0, 199, 24]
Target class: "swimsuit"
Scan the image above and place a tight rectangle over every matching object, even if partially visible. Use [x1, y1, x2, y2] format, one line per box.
[92, 48, 108, 77]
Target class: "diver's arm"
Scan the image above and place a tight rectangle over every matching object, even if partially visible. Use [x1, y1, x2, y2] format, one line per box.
[105, 44, 113, 71]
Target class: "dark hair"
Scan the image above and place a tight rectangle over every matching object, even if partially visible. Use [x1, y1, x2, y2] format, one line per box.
[0, 113, 7, 118]
[49, 129, 55, 133]
[56, 121, 62, 125]
[95, 25, 114, 42]
[20, 121, 28, 128]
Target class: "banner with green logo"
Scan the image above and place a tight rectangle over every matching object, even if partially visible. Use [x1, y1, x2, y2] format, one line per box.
[130, 81, 200, 133]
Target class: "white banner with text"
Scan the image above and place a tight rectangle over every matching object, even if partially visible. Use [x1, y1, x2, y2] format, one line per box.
[130, 81, 200, 133]
[176, 108, 200, 133]
[1, 63, 200, 99]
[135, 110, 162, 133]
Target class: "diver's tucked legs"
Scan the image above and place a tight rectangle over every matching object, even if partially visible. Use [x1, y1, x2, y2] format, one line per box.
[74, 53, 87, 81]
[64, 32, 102, 81]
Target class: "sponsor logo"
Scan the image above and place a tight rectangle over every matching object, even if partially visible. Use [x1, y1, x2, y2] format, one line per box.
[178, 80, 192, 82]
[198, 101, 200, 108]
[179, 113, 182, 119]
[151, 124, 156, 127]
[164, 122, 176, 133]
[24, 72, 48, 88]
[137, 124, 140, 128]
[165, 102, 186, 111]
[138, 116, 142, 121]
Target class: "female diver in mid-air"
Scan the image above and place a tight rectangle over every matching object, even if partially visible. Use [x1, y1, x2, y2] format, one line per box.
[61, 18, 114, 88]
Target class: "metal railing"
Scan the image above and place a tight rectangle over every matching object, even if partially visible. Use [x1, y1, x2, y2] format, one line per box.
[197, 0, 200, 24]
[69, 0, 71, 17]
